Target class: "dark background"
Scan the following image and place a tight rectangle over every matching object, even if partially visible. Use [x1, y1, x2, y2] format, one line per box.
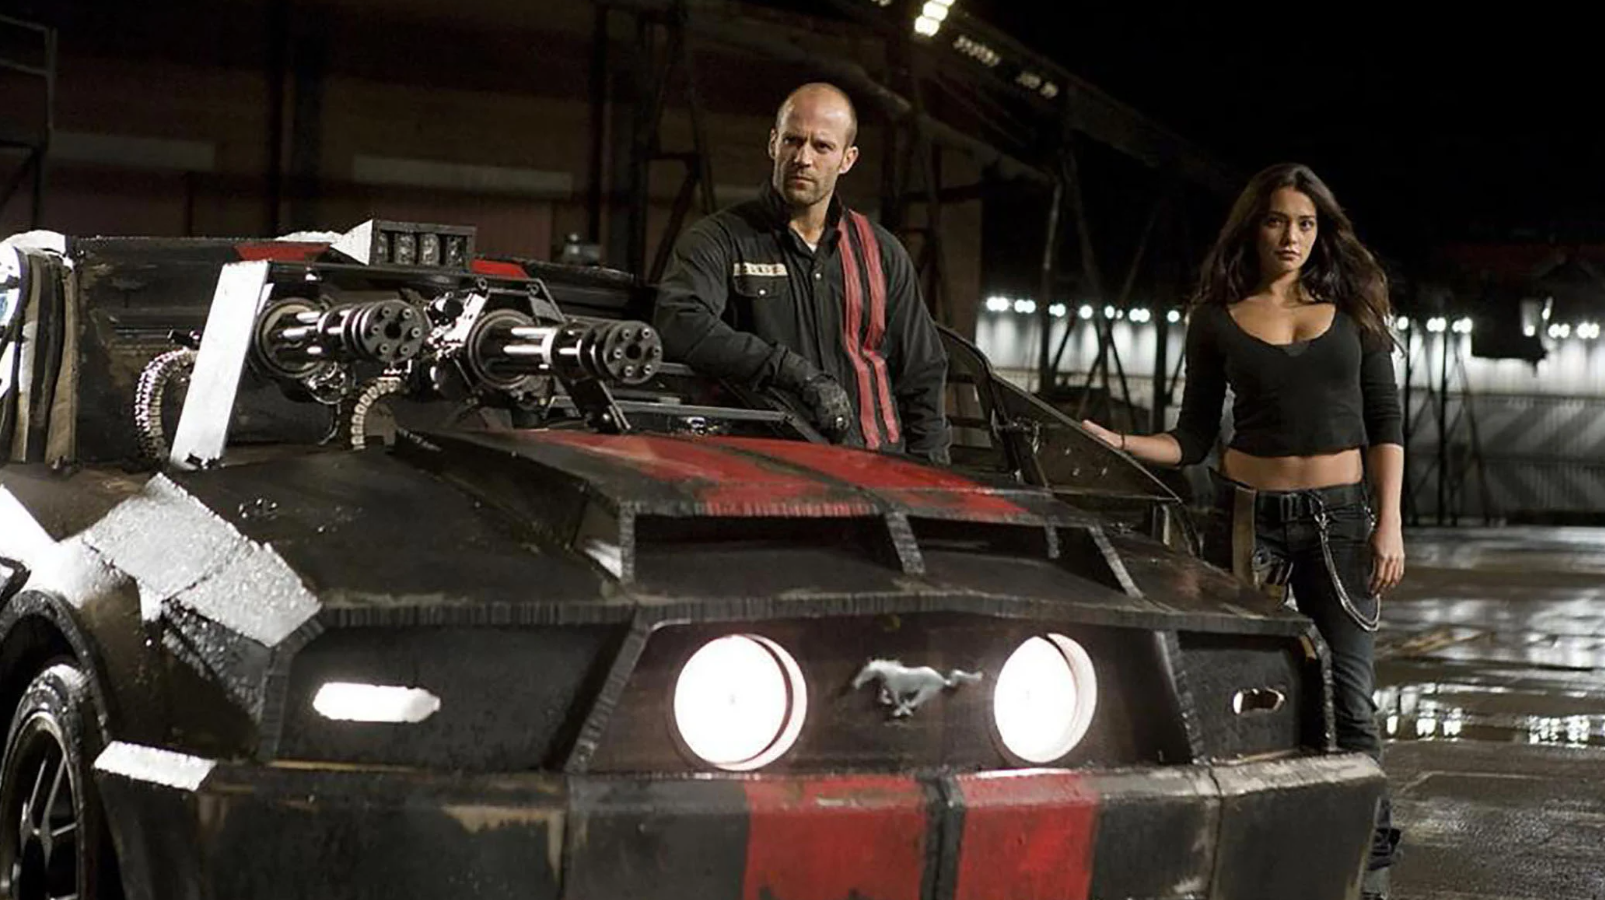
[972, 3, 1603, 257]
[6, 1, 1601, 294]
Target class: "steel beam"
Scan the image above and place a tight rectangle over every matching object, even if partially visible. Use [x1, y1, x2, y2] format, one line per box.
[624, 2, 1050, 184]
[814, 0, 1238, 195]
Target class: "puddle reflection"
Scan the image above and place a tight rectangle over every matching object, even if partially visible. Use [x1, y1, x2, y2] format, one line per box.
[1374, 682, 1605, 747]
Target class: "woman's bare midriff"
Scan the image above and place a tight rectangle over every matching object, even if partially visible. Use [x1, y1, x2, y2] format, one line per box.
[1221, 447, 1364, 492]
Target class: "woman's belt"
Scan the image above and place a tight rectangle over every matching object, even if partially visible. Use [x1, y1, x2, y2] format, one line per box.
[1236, 481, 1370, 524]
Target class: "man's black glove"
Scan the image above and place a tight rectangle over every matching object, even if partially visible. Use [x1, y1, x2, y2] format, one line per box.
[798, 371, 854, 442]
[774, 352, 854, 442]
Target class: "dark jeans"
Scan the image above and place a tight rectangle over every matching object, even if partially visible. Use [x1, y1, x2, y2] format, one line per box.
[1205, 475, 1401, 872]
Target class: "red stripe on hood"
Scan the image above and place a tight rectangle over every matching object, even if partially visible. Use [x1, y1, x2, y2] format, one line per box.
[471, 259, 529, 278]
[235, 242, 327, 262]
[534, 432, 875, 517]
[741, 776, 928, 900]
[710, 437, 1030, 519]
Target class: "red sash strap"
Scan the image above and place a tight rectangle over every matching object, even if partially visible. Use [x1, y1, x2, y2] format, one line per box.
[835, 217, 882, 449]
[846, 212, 901, 444]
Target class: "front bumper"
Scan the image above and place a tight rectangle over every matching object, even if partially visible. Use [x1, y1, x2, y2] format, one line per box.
[94, 742, 1383, 900]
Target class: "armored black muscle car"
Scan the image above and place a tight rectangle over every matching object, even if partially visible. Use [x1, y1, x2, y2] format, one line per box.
[0, 220, 1383, 900]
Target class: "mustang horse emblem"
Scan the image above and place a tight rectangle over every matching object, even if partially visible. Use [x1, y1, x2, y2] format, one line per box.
[851, 659, 983, 718]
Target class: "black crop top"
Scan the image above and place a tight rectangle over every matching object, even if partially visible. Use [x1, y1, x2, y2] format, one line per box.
[1168, 303, 1404, 466]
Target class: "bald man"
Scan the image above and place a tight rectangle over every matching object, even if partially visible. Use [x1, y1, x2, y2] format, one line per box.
[654, 83, 951, 463]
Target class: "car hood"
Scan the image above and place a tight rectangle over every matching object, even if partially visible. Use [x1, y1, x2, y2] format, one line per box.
[62, 432, 1287, 637]
[3, 434, 1302, 732]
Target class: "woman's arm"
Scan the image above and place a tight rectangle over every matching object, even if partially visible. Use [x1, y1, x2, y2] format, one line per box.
[1081, 308, 1220, 467]
[1359, 331, 1406, 593]
[1366, 441, 1405, 593]
[1080, 420, 1184, 465]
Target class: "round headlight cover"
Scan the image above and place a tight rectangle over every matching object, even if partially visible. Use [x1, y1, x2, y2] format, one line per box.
[992, 633, 1098, 764]
[672, 634, 808, 771]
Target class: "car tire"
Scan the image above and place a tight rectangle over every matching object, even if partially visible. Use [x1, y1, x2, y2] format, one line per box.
[0, 663, 119, 900]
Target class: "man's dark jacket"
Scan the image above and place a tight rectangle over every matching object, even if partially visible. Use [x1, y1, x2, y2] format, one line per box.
[653, 184, 950, 462]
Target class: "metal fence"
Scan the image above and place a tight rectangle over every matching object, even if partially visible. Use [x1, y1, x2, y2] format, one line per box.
[993, 369, 1605, 522]
[1406, 390, 1605, 522]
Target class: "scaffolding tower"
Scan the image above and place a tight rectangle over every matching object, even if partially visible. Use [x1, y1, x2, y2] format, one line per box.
[1401, 323, 1494, 525]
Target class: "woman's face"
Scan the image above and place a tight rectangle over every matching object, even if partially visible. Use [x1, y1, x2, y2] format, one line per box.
[1256, 187, 1319, 280]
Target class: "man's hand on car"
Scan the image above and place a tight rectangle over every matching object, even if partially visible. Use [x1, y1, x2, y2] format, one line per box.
[775, 352, 854, 442]
[797, 371, 853, 441]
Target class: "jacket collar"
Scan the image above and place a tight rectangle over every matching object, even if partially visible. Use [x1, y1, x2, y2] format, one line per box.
[760, 180, 846, 248]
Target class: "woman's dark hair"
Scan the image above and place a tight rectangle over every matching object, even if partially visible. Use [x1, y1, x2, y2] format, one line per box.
[1193, 162, 1392, 343]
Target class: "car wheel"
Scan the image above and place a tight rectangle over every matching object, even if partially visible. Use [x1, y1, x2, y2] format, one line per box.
[0, 663, 116, 900]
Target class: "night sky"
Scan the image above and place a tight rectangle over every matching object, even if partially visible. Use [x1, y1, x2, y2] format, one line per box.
[970, 4, 1605, 258]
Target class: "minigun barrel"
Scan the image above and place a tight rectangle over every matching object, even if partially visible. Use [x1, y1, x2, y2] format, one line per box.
[474, 317, 661, 385]
[260, 298, 426, 367]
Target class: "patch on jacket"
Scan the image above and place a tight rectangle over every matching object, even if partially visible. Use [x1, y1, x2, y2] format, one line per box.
[733, 261, 787, 278]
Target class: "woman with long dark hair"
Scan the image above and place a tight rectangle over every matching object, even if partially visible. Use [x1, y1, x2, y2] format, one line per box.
[1082, 162, 1403, 898]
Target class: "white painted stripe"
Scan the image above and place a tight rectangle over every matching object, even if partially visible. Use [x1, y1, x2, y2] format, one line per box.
[350, 154, 572, 196]
[168, 262, 270, 470]
[94, 741, 216, 792]
[51, 131, 216, 172]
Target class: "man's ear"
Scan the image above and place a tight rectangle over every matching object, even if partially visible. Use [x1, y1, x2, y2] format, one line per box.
[768, 129, 779, 161]
[840, 145, 859, 175]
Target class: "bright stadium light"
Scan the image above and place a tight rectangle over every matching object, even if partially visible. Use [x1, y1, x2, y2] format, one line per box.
[1167, 309, 1182, 324]
[985, 295, 1011, 313]
[1452, 317, 1473, 334]
[953, 35, 1001, 67]
[1048, 303, 1067, 318]
[1395, 316, 1410, 331]
[1013, 299, 1037, 315]
[913, 0, 951, 36]
[1078, 304, 1094, 320]
[1426, 317, 1447, 333]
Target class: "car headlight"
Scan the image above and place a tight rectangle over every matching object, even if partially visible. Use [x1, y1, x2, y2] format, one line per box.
[672, 635, 807, 771]
[992, 634, 1098, 763]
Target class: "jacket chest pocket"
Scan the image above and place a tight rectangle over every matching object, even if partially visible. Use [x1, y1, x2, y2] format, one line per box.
[730, 273, 790, 302]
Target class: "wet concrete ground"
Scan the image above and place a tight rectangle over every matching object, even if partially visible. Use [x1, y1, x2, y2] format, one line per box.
[1378, 527, 1605, 899]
